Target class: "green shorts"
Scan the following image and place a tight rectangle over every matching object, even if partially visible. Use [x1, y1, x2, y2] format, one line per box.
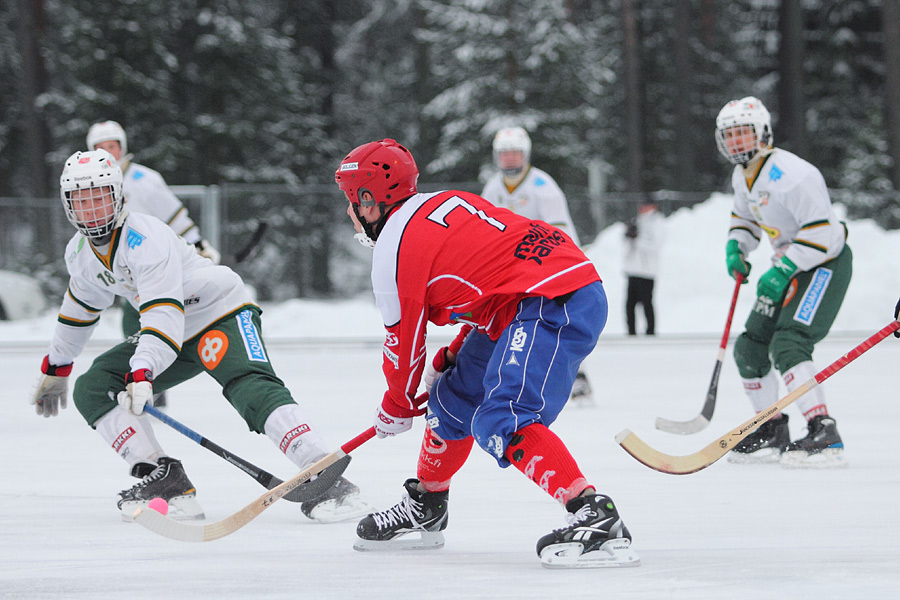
[73, 305, 295, 433]
[733, 244, 852, 378]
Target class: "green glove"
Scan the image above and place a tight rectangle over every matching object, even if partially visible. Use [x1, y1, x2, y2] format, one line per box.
[757, 256, 798, 301]
[725, 239, 751, 282]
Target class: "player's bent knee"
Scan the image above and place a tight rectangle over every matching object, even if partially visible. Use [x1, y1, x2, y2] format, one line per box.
[733, 332, 772, 379]
[771, 332, 813, 374]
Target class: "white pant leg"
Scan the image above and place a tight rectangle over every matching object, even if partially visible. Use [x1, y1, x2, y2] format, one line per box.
[264, 404, 330, 469]
[94, 406, 165, 469]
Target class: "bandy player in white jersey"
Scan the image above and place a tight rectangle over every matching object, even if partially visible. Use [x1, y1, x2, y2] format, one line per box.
[86, 120, 219, 262]
[717, 96, 852, 468]
[30, 149, 368, 522]
[87, 120, 220, 408]
[480, 127, 594, 405]
[480, 126, 580, 244]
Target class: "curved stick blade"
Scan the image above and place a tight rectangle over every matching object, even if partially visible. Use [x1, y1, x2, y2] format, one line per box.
[654, 414, 710, 435]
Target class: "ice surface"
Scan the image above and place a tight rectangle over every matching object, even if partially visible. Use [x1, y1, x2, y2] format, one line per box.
[2, 195, 899, 599]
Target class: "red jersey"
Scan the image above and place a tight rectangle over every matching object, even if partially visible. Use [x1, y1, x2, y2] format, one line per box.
[371, 190, 601, 415]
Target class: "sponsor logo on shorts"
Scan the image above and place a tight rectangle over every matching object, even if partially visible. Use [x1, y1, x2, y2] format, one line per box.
[793, 267, 832, 326]
[426, 413, 440, 431]
[279, 424, 311, 453]
[237, 310, 268, 362]
[198, 330, 229, 370]
[506, 325, 527, 366]
[753, 296, 777, 318]
[743, 381, 762, 390]
[112, 427, 136, 453]
[486, 434, 505, 459]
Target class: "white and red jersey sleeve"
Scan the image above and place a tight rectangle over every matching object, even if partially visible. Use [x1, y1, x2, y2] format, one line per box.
[370, 190, 601, 415]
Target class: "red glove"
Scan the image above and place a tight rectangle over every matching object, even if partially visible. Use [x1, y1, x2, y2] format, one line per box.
[424, 325, 472, 392]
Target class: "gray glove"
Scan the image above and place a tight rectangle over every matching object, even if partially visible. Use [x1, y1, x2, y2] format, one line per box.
[31, 356, 73, 418]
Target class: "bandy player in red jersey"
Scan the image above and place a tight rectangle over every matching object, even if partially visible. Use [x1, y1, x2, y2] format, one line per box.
[335, 139, 639, 568]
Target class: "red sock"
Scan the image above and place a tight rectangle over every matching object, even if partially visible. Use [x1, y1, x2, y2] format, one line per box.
[505, 423, 591, 505]
[416, 427, 474, 492]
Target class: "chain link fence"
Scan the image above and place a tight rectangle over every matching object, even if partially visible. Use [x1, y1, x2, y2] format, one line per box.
[3, 185, 898, 305]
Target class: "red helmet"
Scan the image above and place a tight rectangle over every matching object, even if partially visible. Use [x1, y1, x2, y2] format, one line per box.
[335, 139, 418, 207]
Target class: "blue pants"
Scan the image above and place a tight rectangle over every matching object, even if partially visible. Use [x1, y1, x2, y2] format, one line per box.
[426, 281, 607, 467]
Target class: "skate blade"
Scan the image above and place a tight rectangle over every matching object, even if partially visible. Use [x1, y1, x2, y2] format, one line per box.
[726, 448, 784, 465]
[780, 447, 848, 469]
[353, 531, 445, 552]
[306, 494, 372, 524]
[540, 539, 641, 569]
[121, 495, 205, 523]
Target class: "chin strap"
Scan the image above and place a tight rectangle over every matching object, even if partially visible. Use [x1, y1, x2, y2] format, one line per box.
[352, 201, 407, 246]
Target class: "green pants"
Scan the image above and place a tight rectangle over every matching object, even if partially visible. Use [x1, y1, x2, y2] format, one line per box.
[121, 300, 141, 337]
[73, 306, 295, 433]
[733, 245, 852, 378]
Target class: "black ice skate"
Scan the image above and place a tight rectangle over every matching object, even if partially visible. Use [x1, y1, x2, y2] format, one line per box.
[569, 371, 595, 407]
[300, 476, 370, 523]
[537, 494, 640, 568]
[117, 457, 204, 522]
[781, 415, 846, 468]
[728, 414, 790, 464]
[353, 478, 448, 551]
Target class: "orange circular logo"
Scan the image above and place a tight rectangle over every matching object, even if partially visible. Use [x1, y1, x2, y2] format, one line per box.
[198, 330, 229, 370]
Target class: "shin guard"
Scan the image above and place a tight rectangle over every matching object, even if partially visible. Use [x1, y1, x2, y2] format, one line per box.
[417, 428, 474, 493]
[94, 406, 165, 469]
[783, 361, 829, 419]
[505, 423, 590, 506]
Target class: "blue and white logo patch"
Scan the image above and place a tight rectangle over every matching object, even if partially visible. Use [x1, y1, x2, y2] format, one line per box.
[793, 267, 832, 326]
[237, 310, 268, 362]
[768, 164, 784, 182]
[126, 228, 146, 249]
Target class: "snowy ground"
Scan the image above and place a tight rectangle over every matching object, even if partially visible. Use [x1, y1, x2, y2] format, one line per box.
[3, 194, 900, 599]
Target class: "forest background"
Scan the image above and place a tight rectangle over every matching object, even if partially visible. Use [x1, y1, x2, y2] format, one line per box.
[2, 0, 899, 301]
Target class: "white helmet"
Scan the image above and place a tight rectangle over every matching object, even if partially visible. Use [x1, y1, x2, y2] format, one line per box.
[715, 97, 772, 166]
[492, 126, 531, 177]
[59, 149, 125, 241]
[86, 120, 127, 156]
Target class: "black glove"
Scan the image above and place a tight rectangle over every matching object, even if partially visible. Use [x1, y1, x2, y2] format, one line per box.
[625, 222, 638, 239]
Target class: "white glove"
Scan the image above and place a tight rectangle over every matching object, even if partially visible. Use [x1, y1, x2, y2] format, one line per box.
[424, 347, 453, 393]
[195, 239, 221, 264]
[31, 356, 73, 418]
[117, 369, 154, 415]
[374, 404, 414, 439]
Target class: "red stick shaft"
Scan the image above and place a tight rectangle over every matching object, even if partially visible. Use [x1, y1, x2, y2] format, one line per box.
[342, 427, 377, 453]
[719, 273, 744, 349]
[815, 320, 900, 385]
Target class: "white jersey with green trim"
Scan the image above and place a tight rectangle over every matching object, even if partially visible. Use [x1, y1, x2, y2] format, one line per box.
[727, 148, 846, 272]
[481, 166, 580, 245]
[121, 158, 202, 244]
[48, 212, 254, 376]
